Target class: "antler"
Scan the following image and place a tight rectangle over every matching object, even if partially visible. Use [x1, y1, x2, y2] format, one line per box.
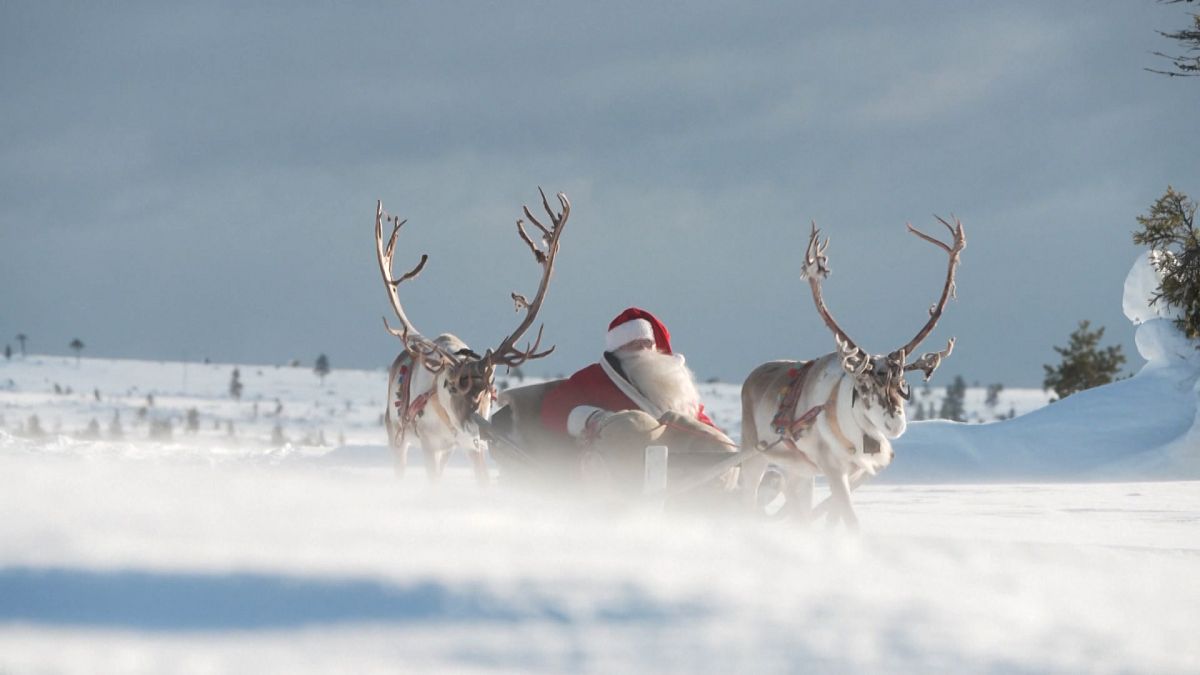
[897, 215, 966, 369]
[374, 200, 456, 370]
[488, 188, 571, 369]
[904, 337, 955, 381]
[803, 222, 867, 363]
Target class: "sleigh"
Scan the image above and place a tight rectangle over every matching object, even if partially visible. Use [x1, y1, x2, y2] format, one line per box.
[480, 380, 755, 506]
[482, 379, 896, 522]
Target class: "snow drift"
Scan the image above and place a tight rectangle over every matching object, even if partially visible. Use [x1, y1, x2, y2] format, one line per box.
[891, 252, 1200, 481]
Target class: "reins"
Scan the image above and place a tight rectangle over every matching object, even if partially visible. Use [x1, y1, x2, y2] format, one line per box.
[653, 417, 740, 449]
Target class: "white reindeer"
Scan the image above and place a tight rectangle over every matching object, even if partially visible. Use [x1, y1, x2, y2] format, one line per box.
[740, 217, 965, 527]
[374, 189, 569, 484]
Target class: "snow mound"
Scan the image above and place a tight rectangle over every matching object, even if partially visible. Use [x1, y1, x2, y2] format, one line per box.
[1123, 250, 1199, 368]
[893, 253, 1200, 481]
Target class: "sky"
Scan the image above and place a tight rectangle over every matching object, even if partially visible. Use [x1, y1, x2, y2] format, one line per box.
[1, 2, 1197, 387]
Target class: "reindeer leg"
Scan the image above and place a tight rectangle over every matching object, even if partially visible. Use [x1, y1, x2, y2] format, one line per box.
[392, 441, 410, 479]
[436, 449, 453, 480]
[742, 454, 772, 512]
[790, 475, 815, 524]
[812, 444, 857, 530]
[470, 447, 490, 487]
[740, 386, 769, 512]
[423, 446, 445, 483]
[827, 469, 859, 531]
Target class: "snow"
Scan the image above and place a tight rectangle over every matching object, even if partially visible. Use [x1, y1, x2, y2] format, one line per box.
[0, 448, 1197, 673]
[1124, 250, 1199, 369]
[885, 254, 1200, 483]
[1, 254, 1199, 673]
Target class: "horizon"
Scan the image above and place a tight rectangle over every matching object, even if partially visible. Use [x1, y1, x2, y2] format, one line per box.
[0, 350, 1072, 394]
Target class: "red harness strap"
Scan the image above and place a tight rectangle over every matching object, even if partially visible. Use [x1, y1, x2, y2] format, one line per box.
[768, 362, 823, 471]
[407, 389, 433, 422]
[771, 361, 817, 438]
[390, 355, 414, 446]
[391, 353, 442, 445]
[768, 362, 856, 464]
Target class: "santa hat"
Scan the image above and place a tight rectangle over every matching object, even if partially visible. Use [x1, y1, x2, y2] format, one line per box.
[605, 307, 673, 354]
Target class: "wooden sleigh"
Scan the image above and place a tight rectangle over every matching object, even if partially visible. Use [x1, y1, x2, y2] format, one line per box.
[478, 379, 879, 521]
[478, 380, 760, 508]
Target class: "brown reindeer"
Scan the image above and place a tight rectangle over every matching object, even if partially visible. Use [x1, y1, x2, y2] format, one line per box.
[741, 217, 965, 526]
[374, 189, 569, 484]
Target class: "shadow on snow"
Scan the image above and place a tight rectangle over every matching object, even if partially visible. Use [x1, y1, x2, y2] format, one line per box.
[0, 566, 702, 631]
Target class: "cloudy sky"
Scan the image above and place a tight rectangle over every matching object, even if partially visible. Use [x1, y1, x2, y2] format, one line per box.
[2, 2, 1196, 387]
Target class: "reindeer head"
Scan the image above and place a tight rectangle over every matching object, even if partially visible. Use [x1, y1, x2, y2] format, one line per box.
[803, 218, 964, 434]
[375, 189, 570, 433]
[835, 342, 910, 417]
[424, 340, 493, 429]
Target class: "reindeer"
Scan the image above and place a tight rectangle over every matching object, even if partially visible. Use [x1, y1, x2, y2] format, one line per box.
[740, 217, 965, 527]
[374, 189, 569, 484]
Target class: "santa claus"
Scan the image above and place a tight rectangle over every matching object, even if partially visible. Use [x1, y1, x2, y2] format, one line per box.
[539, 308, 735, 490]
[540, 308, 715, 433]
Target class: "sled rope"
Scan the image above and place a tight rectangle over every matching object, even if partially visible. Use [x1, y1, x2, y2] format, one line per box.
[644, 446, 764, 500]
[653, 418, 740, 449]
[469, 412, 541, 467]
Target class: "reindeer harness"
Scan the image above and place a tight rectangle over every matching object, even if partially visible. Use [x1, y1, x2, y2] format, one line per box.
[389, 353, 453, 447]
[769, 362, 860, 461]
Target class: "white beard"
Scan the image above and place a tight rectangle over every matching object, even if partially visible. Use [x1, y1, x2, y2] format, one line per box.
[616, 350, 702, 417]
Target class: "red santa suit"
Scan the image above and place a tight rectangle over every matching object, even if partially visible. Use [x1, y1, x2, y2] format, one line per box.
[540, 307, 717, 437]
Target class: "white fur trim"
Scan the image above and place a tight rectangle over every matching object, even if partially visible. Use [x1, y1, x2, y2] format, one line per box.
[567, 405, 606, 437]
[606, 318, 654, 351]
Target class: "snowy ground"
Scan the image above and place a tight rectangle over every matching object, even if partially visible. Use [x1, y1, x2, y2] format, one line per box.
[0, 448, 1197, 673]
[1, 352, 1198, 673]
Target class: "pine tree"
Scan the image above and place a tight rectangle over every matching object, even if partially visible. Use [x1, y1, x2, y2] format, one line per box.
[1133, 186, 1200, 338]
[69, 338, 84, 365]
[3, 344, 10, 360]
[1149, 2, 1200, 77]
[985, 383, 1003, 411]
[15, 334, 26, 356]
[229, 368, 243, 400]
[314, 353, 330, 383]
[938, 376, 967, 422]
[1043, 320, 1126, 400]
